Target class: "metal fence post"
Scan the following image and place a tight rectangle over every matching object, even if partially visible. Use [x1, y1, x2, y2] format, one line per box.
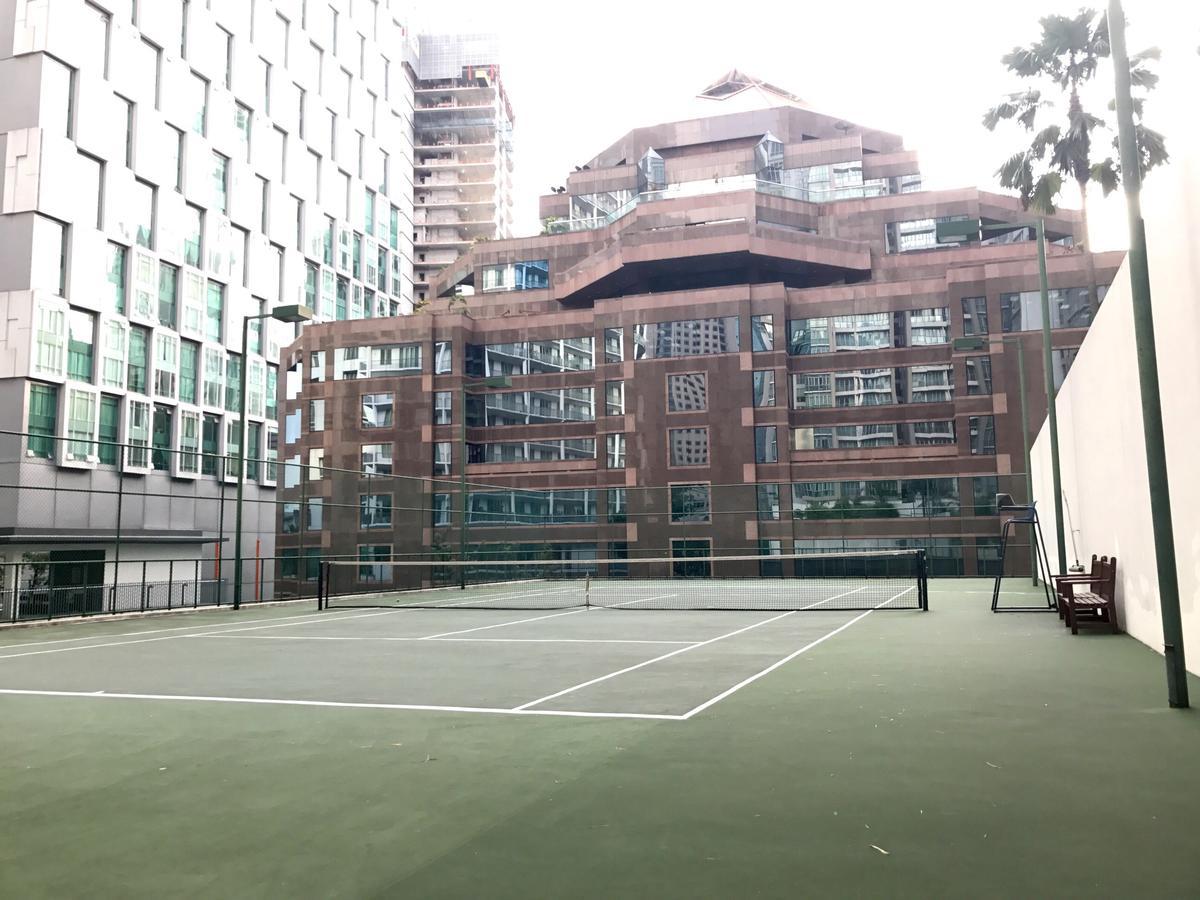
[112, 449, 126, 613]
[11, 562, 19, 623]
[167, 559, 174, 611]
[140, 561, 148, 612]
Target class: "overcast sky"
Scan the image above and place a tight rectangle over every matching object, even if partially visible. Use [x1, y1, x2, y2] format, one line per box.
[416, 0, 1199, 250]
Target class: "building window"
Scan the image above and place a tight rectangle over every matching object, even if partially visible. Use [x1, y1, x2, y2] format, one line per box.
[467, 439, 596, 465]
[28, 383, 59, 458]
[667, 373, 707, 412]
[235, 103, 252, 162]
[752, 370, 776, 407]
[604, 327, 624, 363]
[202, 347, 224, 408]
[67, 309, 95, 383]
[225, 354, 242, 413]
[362, 443, 392, 475]
[756, 484, 782, 520]
[157, 262, 178, 328]
[77, 152, 104, 229]
[43, 57, 75, 139]
[671, 539, 712, 577]
[793, 421, 956, 450]
[205, 281, 224, 342]
[605, 381, 625, 416]
[126, 398, 151, 469]
[127, 325, 149, 394]
[32, 215, 68, 298]
[481, 260, 550, 292]
[188, 71, 208, 135]
[435, 341, 452, 374]
[432, 391, 451, 426]
[469, 339, 595, 377]
[1001, 287, 1098, 332]
[357, 546, 392, 583]
[670, 484, 711, 523]
[212, 152, 229, 215]
[669, 428, 709, 467]
[360, 393, 393, 428]
[132, 179, 155, 249]
[308, 399, 325, 432]
[305, 499, 323, 531]
[961, 297, 989, 336]
[100, 319, 127, 390]
[965, 357, 993, 396]
[634, 318, 740, 359]
[430, 493, 452, 527]
[360, 494, 392, 529]
[751, 314, 773, 351]
[153, 332, 179, 400]
[180, 340, 199, 404]
[201, 413, 221, 476]
[98, 394, 120, 464]
[282, 502, 301, 534]
[82, 2, 111, 76]
[755, 425, 779, 463]
[969, 415, 997, 455]
[151, 404, 173, 471]
[182, 203, 203, 268]
[106, 243, 127, 315]
[33, 300, 67, 378]
[115, 93, 134, 167]
[606, 433, 626, 469]
[606, 488, 627, 524]
[433, 441, 451, 476]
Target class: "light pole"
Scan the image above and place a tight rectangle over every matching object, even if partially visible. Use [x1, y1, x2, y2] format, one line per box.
[458, 375, 511, 587]
[233, 304, 313, 610]
[939, 217, 1067, 574]
[954, 335, 1035, 585]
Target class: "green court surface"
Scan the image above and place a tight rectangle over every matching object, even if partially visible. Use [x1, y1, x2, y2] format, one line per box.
[1, 579, 1197, 898]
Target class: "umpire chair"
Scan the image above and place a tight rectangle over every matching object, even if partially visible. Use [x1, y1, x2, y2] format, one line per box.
[990, 493, 1056, 613]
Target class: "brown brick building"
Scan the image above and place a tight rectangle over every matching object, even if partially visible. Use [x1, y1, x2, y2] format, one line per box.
[276, 74, 1121, 590]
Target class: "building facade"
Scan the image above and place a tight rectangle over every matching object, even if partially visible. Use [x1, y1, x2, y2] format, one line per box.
[410, 33, 513, 307]
[278, 75, 1122, 590]
[0, 0, 417, 612]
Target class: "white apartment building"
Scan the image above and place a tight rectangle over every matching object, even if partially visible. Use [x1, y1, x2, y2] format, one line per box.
[0, 0, 418, 611]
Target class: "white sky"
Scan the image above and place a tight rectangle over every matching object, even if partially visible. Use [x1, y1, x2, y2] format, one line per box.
[416, 0, 1199, 250]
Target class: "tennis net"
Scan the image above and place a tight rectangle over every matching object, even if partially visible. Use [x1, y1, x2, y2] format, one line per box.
[318, 550, 928, 611]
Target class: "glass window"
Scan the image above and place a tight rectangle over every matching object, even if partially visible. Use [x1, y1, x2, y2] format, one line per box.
[308, 399, 325, 432]
[433, 441, 451, 476]
[362, 443, 392, 475]
[435, 341, 452, 374]
[167, 125, 185, 192]
[670, 484, 711, 523]
[961, 297, 989, 336]
[180, 340, 199, 404]
[752, 370, 776, 407]
[66, 309, 95, 383]
[481, 260, 550, 292]
[467, 439, 597, 465]
[82, 2, 111, 76]
[135, 39, 161, 109]
[33, 300, 67, 378]
[357, 546, 391, 584]
[132, 179, 155, 249]
[106, 243, 127, 314]
[969, 415, 997, 455]
[607, 488, 627, 524]
[126, 397, 151, 469]
[266, 365, 278, 420]
[157, 263, 178, 328]
[183, 204, 203, 268]
[235, 103, 252, 162]
[225, 354, 242, 413]
[77, 152, 103, 229]
[306, 499, 323, 531]
[1000, 287, 1097, 332]
[98, 394, 120, 464]
[755, 425, 779, 463]
[973, 476, 1001, 515]
[634, 318, 740, 359]
[205, 281, 224, 342]
[667, 373, 707, 412]
[669, 428, 709, 466]
[28, 383, 59, 458]
[432, 391, 451, 425]
[470, 338, 595, 377]
[756, 484, 781, 520]
[792, 421, 956, 450]
[282, 502, 301, 534]
[360, 494, 392, 529]
[792, 478, 962, 520]
[202, 347, 224, 408]
[604, 327, 624, 363]
[153, 331, 178, 400]
[126, 325, 149, 394]
[431, 494, 451, 527]
[151, 404, 173, 471]
[42, 57, 75, 139]
[363, 393, 394, 427]
[31, 215, 68, 297]
[965, 357, 993, 396]
[751, 314, 773, 352]
[201, 413, 221, 476]
[1053, 347, 1080, 391]
[212, 152, 229, 215]
[115, 93, 133, 167]
[188, 71, 208, 135]
[606, 433, 626, 468]
[100, 319, 127, 390]
[605, 381, 625, 416]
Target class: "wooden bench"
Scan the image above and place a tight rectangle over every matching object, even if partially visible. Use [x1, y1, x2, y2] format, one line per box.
[1053, 555, 1120, 635]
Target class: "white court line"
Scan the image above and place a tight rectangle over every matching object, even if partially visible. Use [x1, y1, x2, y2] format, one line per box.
[416, 593, 676, 639]
[0, 609, 404, 661]
[680, 586, 915, 719]
[0, 688, 685, 722]
[200, 634, 695, 646]
[0, 608, 337, 651]
[510, 584, 874, 711]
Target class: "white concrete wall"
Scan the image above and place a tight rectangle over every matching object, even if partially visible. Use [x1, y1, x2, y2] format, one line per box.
[1032, 62, 1200, 674]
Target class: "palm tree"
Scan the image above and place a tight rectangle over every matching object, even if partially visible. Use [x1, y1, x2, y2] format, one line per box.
[983, 8, 1168, 248]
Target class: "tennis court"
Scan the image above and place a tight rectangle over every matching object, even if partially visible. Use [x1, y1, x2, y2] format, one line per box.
[2, 577, 1198, 898]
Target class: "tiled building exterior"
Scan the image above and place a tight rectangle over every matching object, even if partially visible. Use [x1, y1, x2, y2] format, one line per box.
[0, 0, 417, 599]
[279, 81, 1122, 586]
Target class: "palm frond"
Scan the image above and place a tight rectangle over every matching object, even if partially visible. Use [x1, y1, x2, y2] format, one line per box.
[982, 90, 1043, 131]
[1134, 124, 1170, 173]
[996, 151, 1035, 208]
[1031, 125, 1061, 158]
[1090, 159, 1120, 196]
[1002, 45, 1053, 79]
[1029, 172, 1064, 214]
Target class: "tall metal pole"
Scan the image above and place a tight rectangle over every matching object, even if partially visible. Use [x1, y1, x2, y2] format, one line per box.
[232, 314, 253, 610]
[1109, 0, 1188, 708]
[1035, 218, 1067, 574]
[458, 384, 467, 588]
[1011, 339, 1037, 585]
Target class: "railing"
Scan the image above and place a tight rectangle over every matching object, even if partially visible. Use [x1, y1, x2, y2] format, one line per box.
[2, 566, 228, 623]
